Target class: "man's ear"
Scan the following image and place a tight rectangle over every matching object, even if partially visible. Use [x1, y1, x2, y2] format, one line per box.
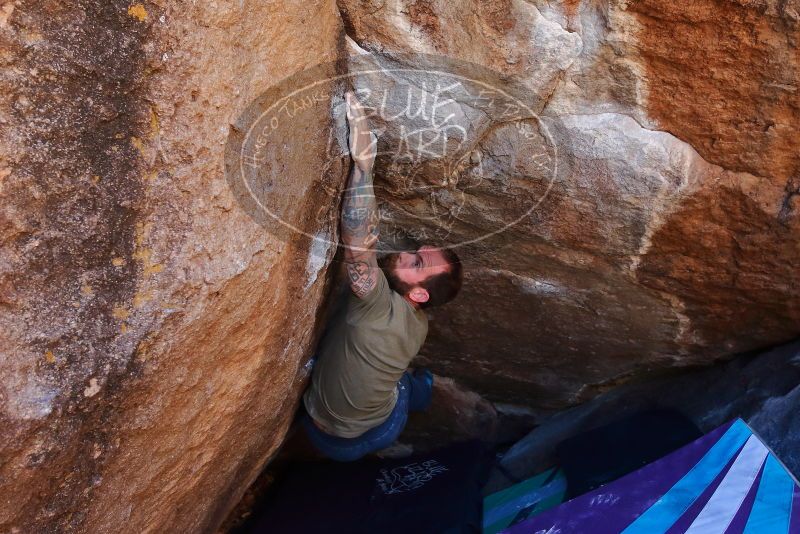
[408, 287, 429, 305]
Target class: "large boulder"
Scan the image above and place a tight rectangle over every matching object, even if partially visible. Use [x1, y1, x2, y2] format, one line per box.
[0, 1, 344, 532]
[337, 0, 800, 413]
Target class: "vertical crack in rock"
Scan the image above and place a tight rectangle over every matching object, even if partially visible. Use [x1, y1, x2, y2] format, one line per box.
[778, 174, 800, 225]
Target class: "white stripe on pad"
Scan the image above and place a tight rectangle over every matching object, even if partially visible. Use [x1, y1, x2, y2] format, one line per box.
[685, 434, 769, 534]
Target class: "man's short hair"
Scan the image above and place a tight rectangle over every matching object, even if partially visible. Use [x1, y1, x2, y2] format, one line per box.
[385, 247, 463, 309]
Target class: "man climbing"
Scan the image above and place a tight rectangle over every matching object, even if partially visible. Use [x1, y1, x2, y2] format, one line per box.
[301, 91, 463, 461]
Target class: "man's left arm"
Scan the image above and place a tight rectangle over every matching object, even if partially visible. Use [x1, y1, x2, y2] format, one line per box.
[341, 91, 380, 299]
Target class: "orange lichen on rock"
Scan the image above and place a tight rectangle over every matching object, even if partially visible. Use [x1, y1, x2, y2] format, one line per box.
[111, 306, 130, 320]
[127, 3, 147, 22]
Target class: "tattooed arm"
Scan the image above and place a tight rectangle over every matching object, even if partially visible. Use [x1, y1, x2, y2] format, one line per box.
[342, 91, 380, 298]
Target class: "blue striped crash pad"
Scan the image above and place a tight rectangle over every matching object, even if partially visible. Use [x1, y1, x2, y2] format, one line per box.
[483, 467, 567, 533]
[501, 419, 800, 533]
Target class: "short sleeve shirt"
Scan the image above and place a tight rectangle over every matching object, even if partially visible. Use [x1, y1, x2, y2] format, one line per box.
[303, 268, 428, 438]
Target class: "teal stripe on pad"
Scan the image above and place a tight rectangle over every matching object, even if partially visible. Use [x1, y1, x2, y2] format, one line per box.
[622, 419, 752, 534]
[743, 454, 794, 534]
[484, 476, 567, 533]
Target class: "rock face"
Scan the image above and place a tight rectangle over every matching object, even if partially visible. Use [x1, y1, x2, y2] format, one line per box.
[1, 0, 798, 531]
[338, 0, 800, 412]
[0, 1, 344, 532]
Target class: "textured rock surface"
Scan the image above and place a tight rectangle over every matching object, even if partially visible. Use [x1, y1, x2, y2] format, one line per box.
[338, 0, 800, 412]
[485, 339, 800, 493]
[0, 1, 344, 532]
[1, 0, 799, 531]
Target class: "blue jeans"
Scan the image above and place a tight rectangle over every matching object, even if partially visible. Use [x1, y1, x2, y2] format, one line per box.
[302, 370, 433, 462]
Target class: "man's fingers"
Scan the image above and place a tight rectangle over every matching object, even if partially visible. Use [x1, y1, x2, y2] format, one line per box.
[345, 91, 369, 123]
[345, 92, 356, 116]
[345, 92, 357, 121]
[345, 92, 376, 166]
[346, 106, 364, 124]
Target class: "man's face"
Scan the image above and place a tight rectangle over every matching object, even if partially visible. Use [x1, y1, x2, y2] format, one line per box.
[389, 245, 451, 288]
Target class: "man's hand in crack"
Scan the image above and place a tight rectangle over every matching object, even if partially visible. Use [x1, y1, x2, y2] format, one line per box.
[345, 91, 377, 174]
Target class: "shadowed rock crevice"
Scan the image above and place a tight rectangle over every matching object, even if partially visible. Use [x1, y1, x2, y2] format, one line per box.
[778, 174, 800, 224]
[485, 340, 800, 493]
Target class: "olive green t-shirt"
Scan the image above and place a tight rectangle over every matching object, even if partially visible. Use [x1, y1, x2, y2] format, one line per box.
[303, 268, 428, 438]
